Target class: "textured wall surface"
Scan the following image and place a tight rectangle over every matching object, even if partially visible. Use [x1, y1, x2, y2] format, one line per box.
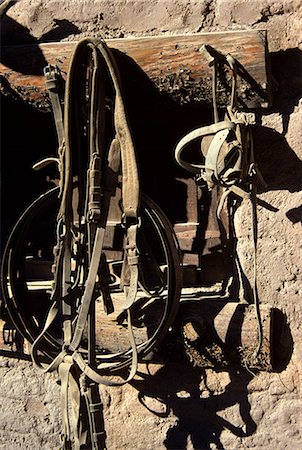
[1, 1, 302, 449]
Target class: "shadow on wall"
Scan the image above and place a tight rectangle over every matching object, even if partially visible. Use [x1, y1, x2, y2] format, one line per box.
[252, 48, 302, 224]
[253, 124, 302, 194]
[0, 90, 56, 247]
[1, 13, 80, 75]
[269, 48, 302, 136]
[1, 4, 80, 44]
[131, 363, 256, 450]
[256, 47, 302, 194]
[128, 304, 293, 449]
[254, 52, 302, 196]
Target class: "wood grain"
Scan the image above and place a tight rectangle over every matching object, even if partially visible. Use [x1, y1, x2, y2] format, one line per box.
[0, 30, 270, 107]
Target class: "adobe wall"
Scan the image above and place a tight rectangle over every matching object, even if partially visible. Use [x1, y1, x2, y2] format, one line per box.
[1, 1, 301, 449]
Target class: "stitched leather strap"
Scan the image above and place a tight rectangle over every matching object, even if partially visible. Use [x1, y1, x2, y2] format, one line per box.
[29, 39, 141, 449]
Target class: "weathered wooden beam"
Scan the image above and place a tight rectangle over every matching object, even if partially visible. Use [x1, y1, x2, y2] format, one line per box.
[0, 295, 285, 371]
[0, 30, 270, 108]
[175, 301, 290, 371]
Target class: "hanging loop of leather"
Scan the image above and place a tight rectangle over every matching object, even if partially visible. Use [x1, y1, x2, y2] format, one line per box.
[175, 44, 265, 363]
[175, 45, 253, 198]
[29, 38, 142, 450]
[30, 39, 141, 376]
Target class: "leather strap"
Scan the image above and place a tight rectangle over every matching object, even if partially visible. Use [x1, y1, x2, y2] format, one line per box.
[44, 65, 65, 147]
[174, 120, 236, 174]
[30, 39, 141, 449]
[176, 44, 264, 363]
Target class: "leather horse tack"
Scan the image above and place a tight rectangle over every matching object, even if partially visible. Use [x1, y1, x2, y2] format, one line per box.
[33, 39, 142, 449]
[175, 44, 266, 369]
[35, 39, 182, 449]
[32, 40, 140, 362]
[0, 34, 269, 449]
[1, 38, 181, 449]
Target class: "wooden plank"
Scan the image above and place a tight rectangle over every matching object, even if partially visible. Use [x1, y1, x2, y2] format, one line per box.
[0, 301, 277, 370]
[0, 30, 270, 108]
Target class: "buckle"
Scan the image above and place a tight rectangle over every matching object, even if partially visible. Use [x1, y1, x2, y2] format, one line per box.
[121, 214, 141, 229]
[43, 64, 61, 91]
[56, 218, 66, 240]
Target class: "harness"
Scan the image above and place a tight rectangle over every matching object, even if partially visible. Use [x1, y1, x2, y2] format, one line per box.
[36, 39, 142, 449]
[175, 44, 266, 366]
[0, 38, 268, 448]
[1, 39, 181, 449]
[175, 45, 262, 211]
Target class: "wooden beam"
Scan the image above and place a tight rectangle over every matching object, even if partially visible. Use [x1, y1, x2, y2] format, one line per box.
[0, 30, 270, 108]
[0, 299, 283, 371]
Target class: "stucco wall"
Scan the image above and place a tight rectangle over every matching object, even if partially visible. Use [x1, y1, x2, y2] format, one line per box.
[1, 1, 302, 449]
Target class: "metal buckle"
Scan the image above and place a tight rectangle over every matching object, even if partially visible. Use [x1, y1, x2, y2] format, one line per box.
[43, 64, 61, 90]
[121, 214, 141, 229]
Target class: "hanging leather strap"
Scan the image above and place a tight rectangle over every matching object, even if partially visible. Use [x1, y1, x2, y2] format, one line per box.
[175, 44, 264, 361]
[44, 65, 65, 147]
[32, 37, 140, 372]
[29, 39, 141, 449]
